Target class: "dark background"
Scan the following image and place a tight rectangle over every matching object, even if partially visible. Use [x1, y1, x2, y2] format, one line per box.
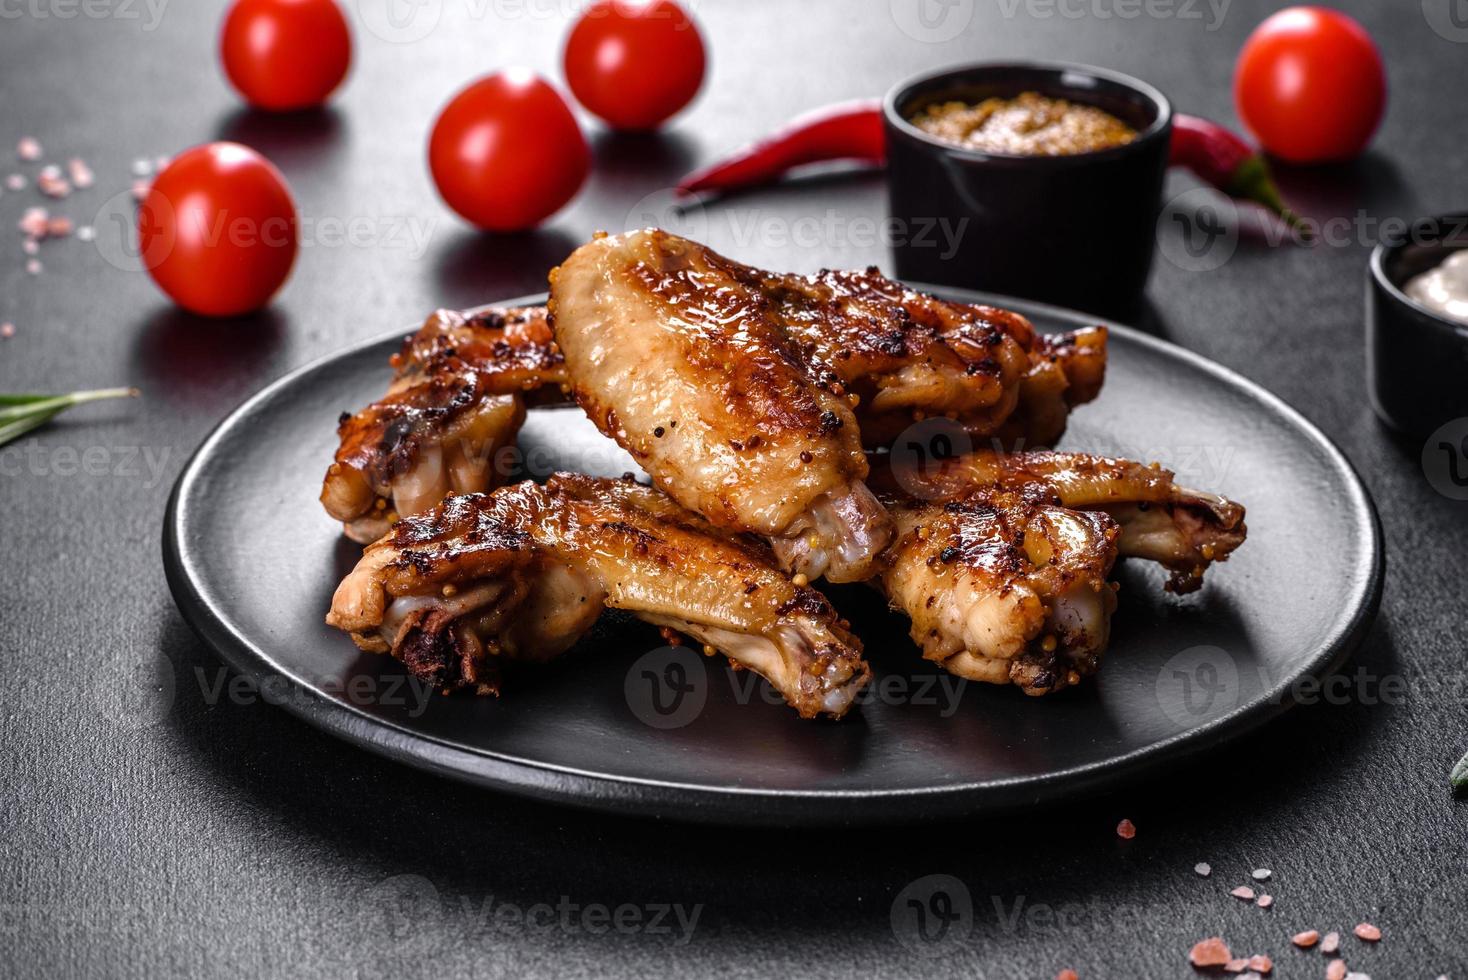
[3, 0, 1466, 976]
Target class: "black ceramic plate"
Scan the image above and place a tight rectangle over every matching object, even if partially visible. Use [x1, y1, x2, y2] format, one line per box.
[163, 289, 1382, 825]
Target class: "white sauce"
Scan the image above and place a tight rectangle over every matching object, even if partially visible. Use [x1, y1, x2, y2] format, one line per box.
[1404, 249, 1468, 325]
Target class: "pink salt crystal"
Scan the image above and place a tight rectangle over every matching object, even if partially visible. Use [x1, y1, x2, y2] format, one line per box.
[25, 259, 41, 275]
[155, 155, 170, 171]
[130, 179, 151, 201]
[67, 158, 94, 189]
[1225, 959, 1249, 973]
[1292, 931, 1320, 948]
[1249, 954, 1273, 974]
[18, 137, 41, 161]
[5, 174, 25, 191]
[1256, 895, 1274, 908]
[1195, 862, 1212, 877]
[19, 207, 49, 238]
[1325, 962, 1346, 980]
[1321, 931, 1341, 954]
[23, 238, 39, 255]
[1189, 937, 1232, 967]
[1231, 886, 1257, 901]
[0, 322, 14, 339]
[37, 167, 71, 198]
[1353, 923, 1380, 942]
[1116, 819, 1136, 839]
[46, 217, 72, 237]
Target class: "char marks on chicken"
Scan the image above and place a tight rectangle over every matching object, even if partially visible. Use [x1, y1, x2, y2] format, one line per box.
[874, 448, 1247, 593]
[318, 231, 1247, 716]
[321, 306, 568, 543]
[327, 474, 871, 719]
[548, 228, 1110, 583]
[877, 483, 1121, 695]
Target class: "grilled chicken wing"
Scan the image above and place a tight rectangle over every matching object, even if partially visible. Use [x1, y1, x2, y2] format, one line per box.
[713, 258, 1074, 445]
[991, 327, 1109, 449]
[876, 485, 1120, 695]
[548, 229, 1108, 581]
[321, 306, 568, 542]
[877, 448, 1247, 593]
[327, 474, 871, 719]
[550, 229, 889, 582]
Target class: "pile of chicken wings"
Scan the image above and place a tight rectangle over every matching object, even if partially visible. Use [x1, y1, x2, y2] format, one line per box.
[323, 229, 1246, 719]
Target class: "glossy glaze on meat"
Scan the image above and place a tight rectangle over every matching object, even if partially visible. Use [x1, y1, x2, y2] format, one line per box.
[877, 483, 1121, 695]
[550, 230, 887, 582]
[320, 306, 567, 542]
[874, 448, 1247, 593]
[738, 262, 1108, 449]
[326, 474, 871, 719]
[548, 229, 1109, 582]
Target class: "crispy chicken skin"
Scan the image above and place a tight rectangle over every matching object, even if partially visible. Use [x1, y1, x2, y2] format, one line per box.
[548, 229, 1108, 581]
[716, 260, 1031, 444]
[592, 233, 1108, 448]
[324, 231, 1105, 555]
[550, 229, 890, 583]
[875, 448, 1247, 593]
[991, 327, 1110, 449]
[327, 474, 871, 719]
[321, 306, 568, 543]
[876, 485, 1121, 695]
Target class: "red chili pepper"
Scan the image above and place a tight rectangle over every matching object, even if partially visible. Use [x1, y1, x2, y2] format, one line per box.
[677, 102, 1305, 237]
[674, 99, 885, 198]
[1169, 113, 1307, 235]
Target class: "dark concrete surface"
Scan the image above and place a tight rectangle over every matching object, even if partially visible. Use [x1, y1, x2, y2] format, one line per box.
[2, 1, 1466, 976]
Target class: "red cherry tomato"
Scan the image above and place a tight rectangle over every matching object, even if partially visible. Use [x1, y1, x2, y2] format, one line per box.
[220, 0, 352, 111]
[429, 70, 589, 231]
[139, 143, 298, 318]
[564, 0, 705, 131]
[1234, 6, 1385, 164]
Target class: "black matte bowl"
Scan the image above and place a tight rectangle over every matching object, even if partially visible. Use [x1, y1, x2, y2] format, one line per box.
[883, 62, 1171, 319]
[1367, 215, 1468, 436]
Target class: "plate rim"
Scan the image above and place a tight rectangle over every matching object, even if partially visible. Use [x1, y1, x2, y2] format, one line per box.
[162, 287, 1385, 824]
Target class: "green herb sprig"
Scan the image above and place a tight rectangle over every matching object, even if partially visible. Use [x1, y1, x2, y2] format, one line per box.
[0, 388, 139, 447]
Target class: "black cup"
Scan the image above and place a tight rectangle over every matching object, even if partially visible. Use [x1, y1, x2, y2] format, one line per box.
[1366, 215, 1468, 437]
[883, 62, 1172, 319]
